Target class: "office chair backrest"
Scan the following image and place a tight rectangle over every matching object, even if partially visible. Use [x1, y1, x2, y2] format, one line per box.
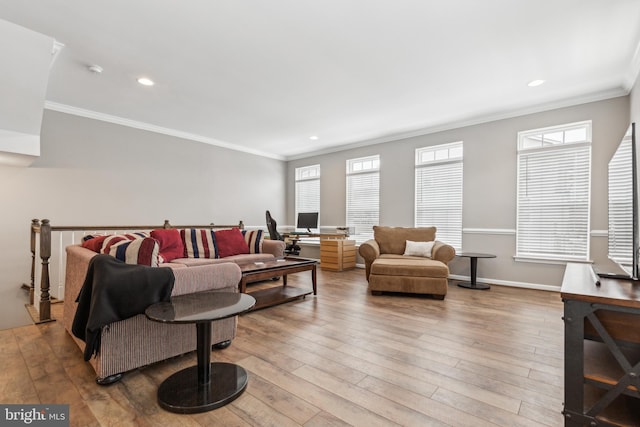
[265, 210, 283, 241]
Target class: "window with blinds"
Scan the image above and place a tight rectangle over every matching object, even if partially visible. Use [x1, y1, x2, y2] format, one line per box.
[608, 136, 633, 266]
[346, 155, 380, 243]
[295, 165, 320, 231]
[516, 121, 592, 261]
[415, 142, 463, 250]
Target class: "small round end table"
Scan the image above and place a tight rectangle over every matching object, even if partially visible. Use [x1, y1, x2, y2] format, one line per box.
[145, 291, 255, 414]
[456, 252, 496, 290]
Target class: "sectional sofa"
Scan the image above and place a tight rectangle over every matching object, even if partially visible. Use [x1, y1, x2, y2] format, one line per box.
[62, 227, 285, 384]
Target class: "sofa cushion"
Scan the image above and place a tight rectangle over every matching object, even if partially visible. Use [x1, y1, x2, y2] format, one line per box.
[108, 237, 160, 267]
[242, 229, 264, 254]
[374, 226, 436, 255]
[371, 257, 448, 278]
[181, 228, 218, 259]
[215, 228, 249, 258]
[403, 240, 435, 258]
[151, 228, 185, 263]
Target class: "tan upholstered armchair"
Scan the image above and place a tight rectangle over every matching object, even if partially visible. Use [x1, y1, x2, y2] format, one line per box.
[359, 226, 455, 299]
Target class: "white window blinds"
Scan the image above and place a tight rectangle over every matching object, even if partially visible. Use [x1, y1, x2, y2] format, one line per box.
[415, 142, 463, 250]
[608, 138, 633, 265]
[295, 165, 320, 230]
[346, 155, 380, 243]
[516, 121, 592, 261]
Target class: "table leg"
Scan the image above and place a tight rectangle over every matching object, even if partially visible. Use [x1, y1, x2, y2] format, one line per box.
[312, 264, 317, 295]
[156, 321, 249, 413]
[470, 257, 478, 286]
[197, 322, 212, 385]
[457, 256, 490, 290]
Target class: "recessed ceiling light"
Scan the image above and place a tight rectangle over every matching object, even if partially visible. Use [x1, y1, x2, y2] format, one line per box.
[528, 79, 545, 87]
[87, 64, 103, 74]
[309, 135, 319, 140]
[137, 77, 155, 86]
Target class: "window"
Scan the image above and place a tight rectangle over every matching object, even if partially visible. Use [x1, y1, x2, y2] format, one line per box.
[415, 142, 463, 250]
[295, 165, 320, 231]
[516, 121, 592, 261]
[346, 155, 380, 243]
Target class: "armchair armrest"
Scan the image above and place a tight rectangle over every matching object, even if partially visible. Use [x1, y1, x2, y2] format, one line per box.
[358, 239, 380, 280]
[432, 241, 455, 264]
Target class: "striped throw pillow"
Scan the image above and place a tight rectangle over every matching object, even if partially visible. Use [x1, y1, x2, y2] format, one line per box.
[180, 228, 219, 258]
[108, 237, 160, 267]
[242, 229, 264, 254]
[100, 232, 150, 254]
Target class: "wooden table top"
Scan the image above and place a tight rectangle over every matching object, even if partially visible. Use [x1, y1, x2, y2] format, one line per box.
[561, 263, 640, 309]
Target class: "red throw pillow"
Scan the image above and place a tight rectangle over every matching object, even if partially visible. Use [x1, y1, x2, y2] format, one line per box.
[215, 228, 249, 258]
[151, 228, 185, 263]
[81, 235, 109, 252]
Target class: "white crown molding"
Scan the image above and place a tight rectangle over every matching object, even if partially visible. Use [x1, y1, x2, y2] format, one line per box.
[285, 88, 629, 161]
[45, 85, 629, 163]
[43, 102, 286, 161]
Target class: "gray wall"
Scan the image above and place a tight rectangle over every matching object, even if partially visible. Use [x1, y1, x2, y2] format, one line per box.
[287, 96, 630, 289]
[0, 110, 286, 329]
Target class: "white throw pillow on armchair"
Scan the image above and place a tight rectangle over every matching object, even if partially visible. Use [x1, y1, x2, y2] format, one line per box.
[403, 240, 436, 258]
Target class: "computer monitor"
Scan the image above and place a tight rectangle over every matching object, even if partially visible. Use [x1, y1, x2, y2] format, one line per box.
[296, 212, 318, 232]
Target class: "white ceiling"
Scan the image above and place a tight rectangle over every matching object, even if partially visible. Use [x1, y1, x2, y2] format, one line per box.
[1, 0, 640, 160]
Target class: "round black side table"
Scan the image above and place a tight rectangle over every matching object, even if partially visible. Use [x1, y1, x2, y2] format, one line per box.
[145, 291, 255, 413]
[456, 252, 496, 290]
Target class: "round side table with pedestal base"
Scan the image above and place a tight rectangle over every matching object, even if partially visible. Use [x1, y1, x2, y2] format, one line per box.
[145, 291, 255, 414]
[456, 252, 496, 290]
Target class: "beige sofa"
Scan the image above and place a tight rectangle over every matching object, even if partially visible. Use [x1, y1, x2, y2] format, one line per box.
[358, 226, 455, 299]
[63, 234, 285, 384]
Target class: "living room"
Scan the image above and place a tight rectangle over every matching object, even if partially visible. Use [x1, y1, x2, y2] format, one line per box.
[1, 2, 640, 426]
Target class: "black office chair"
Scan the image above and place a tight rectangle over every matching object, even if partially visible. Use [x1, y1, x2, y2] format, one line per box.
[265, 210, 300, 255]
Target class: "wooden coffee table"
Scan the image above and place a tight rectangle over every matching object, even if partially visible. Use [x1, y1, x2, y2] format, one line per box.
[239, 257, 317, 310]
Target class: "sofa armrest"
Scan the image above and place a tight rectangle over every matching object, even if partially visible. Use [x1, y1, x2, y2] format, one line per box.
[262, 239, 286, 258]
[358, 239, 380, 280]
[432, 241, 455, 264]
[171, 262, 241, 296]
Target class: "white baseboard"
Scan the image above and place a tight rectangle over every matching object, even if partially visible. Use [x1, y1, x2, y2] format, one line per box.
[448, 274, 560, 292]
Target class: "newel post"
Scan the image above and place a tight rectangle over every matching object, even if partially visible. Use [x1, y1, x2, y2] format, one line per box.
[29, 219, 39, 305]
[38, 219, 52, 322]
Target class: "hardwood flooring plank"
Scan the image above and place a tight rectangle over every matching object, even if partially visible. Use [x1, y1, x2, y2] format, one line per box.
[239, 355, 402, 427]
[228, 392, 308, 427]
[357, 376, 500, 427]
[240, 373, 321, 424]
[303, 411, 353, 427]
[293, 364, 450, 426]
[0, 329, 39, 404]
[518, 401, 564, 427]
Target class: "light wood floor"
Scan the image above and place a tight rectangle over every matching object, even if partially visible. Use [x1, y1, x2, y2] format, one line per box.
[1, 268, 565, 427]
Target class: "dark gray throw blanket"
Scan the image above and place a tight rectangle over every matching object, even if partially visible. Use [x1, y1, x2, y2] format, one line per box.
[72, 254, 175, 361]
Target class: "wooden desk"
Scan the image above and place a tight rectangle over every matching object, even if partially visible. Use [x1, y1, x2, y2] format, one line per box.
[561, 263, 640, 426]
[283, 232, 348, 239]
